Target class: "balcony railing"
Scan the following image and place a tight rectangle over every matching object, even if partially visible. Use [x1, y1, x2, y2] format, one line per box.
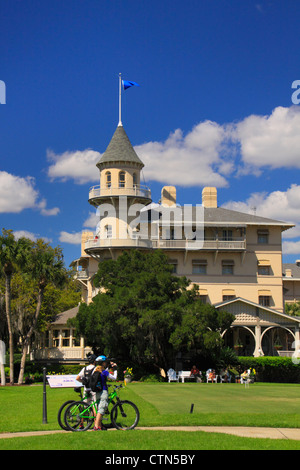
[84, 237, 246, 252]
[89, 185, 151, 200]
[74, 269, 89, 280]
[30, 347, 93, 361]
[85, 238, 153, 250]
[152, 238, 246, 250]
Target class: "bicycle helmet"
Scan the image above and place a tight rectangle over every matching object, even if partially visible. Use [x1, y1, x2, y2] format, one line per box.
[96, 355, 107, 362]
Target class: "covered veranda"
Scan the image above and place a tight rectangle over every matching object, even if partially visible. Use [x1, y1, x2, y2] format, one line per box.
[215, 298, 300, 357]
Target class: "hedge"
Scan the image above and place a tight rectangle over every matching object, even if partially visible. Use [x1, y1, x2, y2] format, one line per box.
[237, 356, 300, 383]
[5, 356, 300, 385]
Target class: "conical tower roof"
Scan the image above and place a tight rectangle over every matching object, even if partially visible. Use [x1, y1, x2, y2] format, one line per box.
[96, 125, 144, 169]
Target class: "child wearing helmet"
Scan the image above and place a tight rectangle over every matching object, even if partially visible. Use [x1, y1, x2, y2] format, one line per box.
[93, 355, 118, 431]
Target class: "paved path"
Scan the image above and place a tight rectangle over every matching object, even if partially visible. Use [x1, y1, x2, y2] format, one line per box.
[1, 426, 300, 440]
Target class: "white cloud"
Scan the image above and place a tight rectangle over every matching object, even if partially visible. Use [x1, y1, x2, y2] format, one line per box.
[37, 198, 60, 216]
[83, 211, 99, 228]
[235, 106, 300, 171]
[47, 148, 101, 184]
[222, 184, 300, 257]
[44, 106, 300, 188]
[59, 231, 82, 245]
[135, 121, 232, 187]
[0, 171, 39, 213]
[282, 240, 300, 255]
[13, 230, 52, 243]
[223, 184, 300, 226]
[0, 171, 60, 216]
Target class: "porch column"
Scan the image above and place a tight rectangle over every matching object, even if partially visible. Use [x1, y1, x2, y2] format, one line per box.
[295, 326, 300, 350]
[254, 324, 262, 357]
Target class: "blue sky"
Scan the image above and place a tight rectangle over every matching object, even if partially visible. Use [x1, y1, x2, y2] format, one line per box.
[1, 0, 300, 267]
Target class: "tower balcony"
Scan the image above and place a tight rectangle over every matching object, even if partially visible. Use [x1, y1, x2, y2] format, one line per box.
[88, 184, 152, 207]
[84, 236, 153, 257]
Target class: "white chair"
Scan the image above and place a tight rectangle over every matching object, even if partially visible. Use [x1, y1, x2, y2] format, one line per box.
[241, 375, 250, 387]
[167, 368, 178, 383]
[206, 373, 218, 383]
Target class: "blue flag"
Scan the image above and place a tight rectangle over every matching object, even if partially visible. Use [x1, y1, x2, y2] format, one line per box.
[122, 80, 140, 90]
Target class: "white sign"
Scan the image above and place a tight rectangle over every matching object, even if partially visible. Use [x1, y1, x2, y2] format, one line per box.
[0, 341, 6, 364]
[47, 374, 82, 388]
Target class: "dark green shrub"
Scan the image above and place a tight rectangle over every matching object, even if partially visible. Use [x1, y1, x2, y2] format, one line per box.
[237, 356, 300, 383]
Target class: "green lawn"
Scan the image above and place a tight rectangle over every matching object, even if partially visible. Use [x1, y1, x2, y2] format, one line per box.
[1, 381, 300, 450]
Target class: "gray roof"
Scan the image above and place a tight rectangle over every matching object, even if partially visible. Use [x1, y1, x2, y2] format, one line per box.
[283, 263, 300, 278]
[203, 207, 293, 228]
[144, 204, 294, 229]
[52, 306, 79, 325]
[97, 125, 144, 169]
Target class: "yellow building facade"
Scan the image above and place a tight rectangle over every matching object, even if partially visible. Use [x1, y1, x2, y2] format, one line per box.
[32, 124, 300, 362]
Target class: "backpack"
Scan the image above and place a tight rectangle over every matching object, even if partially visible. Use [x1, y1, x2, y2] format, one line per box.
[89, 370, 103, 392]
[81, 366, 95, 388]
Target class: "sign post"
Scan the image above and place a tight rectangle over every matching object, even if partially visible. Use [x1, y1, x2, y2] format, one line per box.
[42, 367, 48, 424]
[0, 341, 6, 386]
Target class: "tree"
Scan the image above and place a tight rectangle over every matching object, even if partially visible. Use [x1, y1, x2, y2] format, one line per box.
[17, 239, 66, 384]
[0, 229, 31, 384]
[285, 301, 300, 317]
[72, 250, 235, 370]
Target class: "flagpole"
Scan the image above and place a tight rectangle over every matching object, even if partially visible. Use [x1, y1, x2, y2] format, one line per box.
[118, 73, 122, 126]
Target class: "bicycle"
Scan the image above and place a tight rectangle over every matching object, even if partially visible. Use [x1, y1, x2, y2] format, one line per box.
[64, 383, 140, 431]
[57, 387, 86, 431]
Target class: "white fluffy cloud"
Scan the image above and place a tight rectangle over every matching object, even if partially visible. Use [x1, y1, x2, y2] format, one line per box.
[13, 230, 52, 243]
[59, 231, 82, 244]
[222, 184, 300, 256]
[223, 184, 300, 225]
[136, 121, 232, 187]
[235, 106, 300, 171]
[45, 106, 300, 188]
[0, 171, 59, 215]
[47, 149, 100, 184]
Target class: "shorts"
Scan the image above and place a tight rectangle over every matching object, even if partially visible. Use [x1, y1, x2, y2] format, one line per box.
[97, 389, 109, 415]
[83, 389, 96, 404]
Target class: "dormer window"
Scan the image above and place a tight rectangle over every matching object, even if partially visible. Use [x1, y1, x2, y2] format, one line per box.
[119, 171, 125, 188]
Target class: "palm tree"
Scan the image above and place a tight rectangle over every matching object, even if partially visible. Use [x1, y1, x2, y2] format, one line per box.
[0, 230, 31, 384]
[17, 240, 66, 384]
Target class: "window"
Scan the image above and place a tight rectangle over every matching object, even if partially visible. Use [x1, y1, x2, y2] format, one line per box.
[222, 229, 233, 241]
[52, 329, 60, 347]
[119, 171, 125, 188]
[133, 173, 137, 188]
[222, 260, 234, 275]
[106, 171, 111, 188]
[169, 259, 177, 273]
[258, 265, 270, 275]
[223, 295, 236, 301]
[259, 296, 270, 307]
[61, 329, 70, 347]
[105, 225, 112, 239]
[257, 230, 269, 244]
[192, 259, 207, 274]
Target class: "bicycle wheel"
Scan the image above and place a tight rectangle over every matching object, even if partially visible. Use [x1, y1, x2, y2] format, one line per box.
[64, 401, 94, 432]
[57, 400, 75, 430]
[110, 400, 140, 430]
